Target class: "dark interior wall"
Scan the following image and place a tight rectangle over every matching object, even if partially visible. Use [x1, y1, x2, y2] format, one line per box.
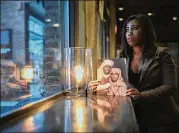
[115, 0, 179, 45]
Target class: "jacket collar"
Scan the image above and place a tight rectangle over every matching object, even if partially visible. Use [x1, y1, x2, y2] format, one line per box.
[126, 46, 158, 83]
[140, 46, 157, 82]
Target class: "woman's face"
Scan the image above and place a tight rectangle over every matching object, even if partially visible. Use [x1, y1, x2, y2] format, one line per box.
[103, 65, 112, 75]
[125, 19, 142, 47]
[110, 72, 119, 82]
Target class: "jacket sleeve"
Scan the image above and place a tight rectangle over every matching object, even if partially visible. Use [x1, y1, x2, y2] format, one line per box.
[139, 48, 178, 103]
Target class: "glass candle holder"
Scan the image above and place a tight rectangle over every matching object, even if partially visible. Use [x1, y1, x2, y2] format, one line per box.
[64, 47, 93, 96]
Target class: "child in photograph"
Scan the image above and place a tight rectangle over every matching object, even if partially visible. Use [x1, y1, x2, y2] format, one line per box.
[107, 68, 127, 96]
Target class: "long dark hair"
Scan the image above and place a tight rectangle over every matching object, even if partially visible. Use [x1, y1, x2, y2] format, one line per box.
[121, 14, 157, 57]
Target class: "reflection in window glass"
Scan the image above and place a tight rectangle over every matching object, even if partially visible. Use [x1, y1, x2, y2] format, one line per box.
[1, 31, 10, 44]
[28, 15, 45, 99]
[28, 16, 44, 36]
[1, 1, 70, 118]
[28, 16, 44, 75]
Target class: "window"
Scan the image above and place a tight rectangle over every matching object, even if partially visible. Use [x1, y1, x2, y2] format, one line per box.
[28, 15, 44, 81]
[0, 1, 71, 117]
[0, 29, 12, 58]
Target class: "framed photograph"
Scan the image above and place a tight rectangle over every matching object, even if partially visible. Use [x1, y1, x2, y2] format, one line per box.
[89, 58, 128, 96]
[0, 29, 12, 59]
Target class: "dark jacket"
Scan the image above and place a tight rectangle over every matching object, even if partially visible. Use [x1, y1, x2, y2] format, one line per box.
[126, 46, 178, 126]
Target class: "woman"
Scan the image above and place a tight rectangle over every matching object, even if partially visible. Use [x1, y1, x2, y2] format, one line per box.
[121, 14, 178, 133]
[107, 68, 127, 96]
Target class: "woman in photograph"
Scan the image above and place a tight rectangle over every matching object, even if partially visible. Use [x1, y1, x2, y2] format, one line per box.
[121, 14, 178, 133]
[107, 68, 127, 96]
[88, 59, 114, 94]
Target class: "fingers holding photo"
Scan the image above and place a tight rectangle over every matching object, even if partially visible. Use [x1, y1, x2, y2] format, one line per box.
[125, 88, 141, 98]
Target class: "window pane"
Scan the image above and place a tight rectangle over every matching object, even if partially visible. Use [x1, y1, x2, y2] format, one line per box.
[29, 16, 44, 36]
[1, 1, 70, 117]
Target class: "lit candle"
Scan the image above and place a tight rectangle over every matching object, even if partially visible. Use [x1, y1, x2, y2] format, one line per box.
[75, 65, 84, 93]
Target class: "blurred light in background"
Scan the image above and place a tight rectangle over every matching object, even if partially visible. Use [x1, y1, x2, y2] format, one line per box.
[119, 18, 123, 21]
[147, 13, 153, 16]
[173, 17, 177, 20]
[118, 7, 124, 11]
[52, 23, 60, 27]
[45, 18, 51, 22]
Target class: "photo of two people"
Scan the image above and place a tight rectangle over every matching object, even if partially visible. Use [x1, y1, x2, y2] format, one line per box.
[88, 59, 128, 96]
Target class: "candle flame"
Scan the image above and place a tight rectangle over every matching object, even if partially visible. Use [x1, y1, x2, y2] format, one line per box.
[75, 65, 84, 82]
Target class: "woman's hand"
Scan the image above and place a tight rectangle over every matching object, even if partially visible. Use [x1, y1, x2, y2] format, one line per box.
[125, 88, 141, 99]
[88, 81, 100, 92]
